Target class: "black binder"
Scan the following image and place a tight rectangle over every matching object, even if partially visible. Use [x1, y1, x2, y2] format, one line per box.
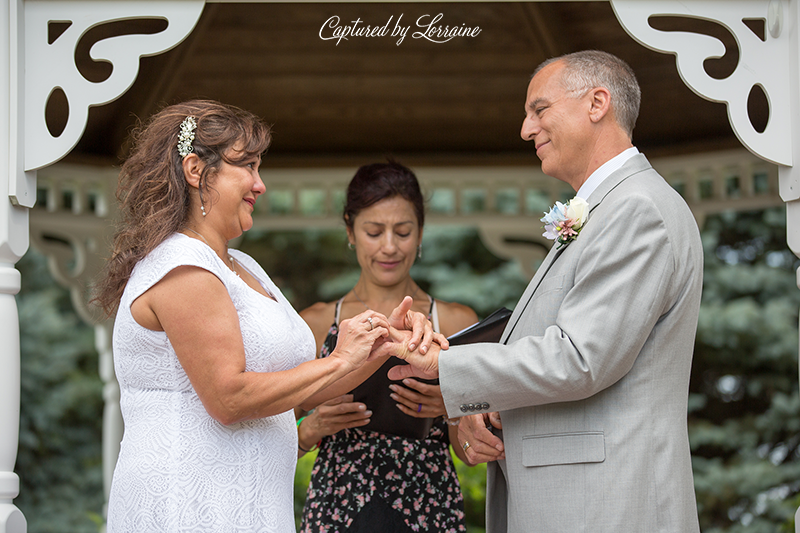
[354, 307, 512, 439]
[446, 307, 512, 345]
[352, 358, 438, 440]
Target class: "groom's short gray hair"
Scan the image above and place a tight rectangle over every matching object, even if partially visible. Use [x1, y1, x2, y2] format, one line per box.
[534, 50, 641, 139]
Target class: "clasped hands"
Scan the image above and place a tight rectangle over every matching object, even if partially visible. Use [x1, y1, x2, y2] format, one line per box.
[354, 295, 446, 379]
[331, 296, 504, 464]
[334, 295, 447, 376]
[376, 297, 505, 465]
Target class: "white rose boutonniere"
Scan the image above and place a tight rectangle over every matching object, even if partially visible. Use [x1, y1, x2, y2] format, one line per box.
[541, 196, 589, 249]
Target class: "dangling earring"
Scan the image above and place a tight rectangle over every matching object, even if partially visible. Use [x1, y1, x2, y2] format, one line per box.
[348, 242, 354, 250]
[417, 244, 422, 259]
[198, 179, 207, 217]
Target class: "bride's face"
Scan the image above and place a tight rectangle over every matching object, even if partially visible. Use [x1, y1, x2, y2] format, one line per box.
[347, 196, 422, 287]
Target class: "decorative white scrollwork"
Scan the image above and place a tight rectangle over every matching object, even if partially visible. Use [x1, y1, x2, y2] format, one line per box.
[611, 0, 792, 168]
[24, 0, 205, 173]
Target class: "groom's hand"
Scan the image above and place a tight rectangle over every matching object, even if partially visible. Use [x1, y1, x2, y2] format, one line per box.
[457, 413, 505, 465]
[388, 296, 449, 355]
[371, 326, 441, 379]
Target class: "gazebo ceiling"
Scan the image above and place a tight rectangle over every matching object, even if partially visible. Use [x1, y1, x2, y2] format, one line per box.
[54, 1, 752, 169]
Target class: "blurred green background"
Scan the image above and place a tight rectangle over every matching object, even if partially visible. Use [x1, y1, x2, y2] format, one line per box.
[14, 207, 800, 532]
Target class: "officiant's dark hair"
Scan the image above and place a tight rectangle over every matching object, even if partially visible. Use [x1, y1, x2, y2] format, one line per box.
[343, 160, 425, 229]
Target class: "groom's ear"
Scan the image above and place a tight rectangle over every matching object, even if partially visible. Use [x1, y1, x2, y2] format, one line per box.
[587, 87, 611, 124]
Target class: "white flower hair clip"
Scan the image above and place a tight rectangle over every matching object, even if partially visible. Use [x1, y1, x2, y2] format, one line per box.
[541, 196, 589, 249]
[177, 116, 197, 158]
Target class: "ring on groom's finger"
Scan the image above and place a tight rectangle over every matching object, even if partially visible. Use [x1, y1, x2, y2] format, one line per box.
[367, 317, 374, 331]
[417, 403, 422, 413]
[462, 441, 470, 452]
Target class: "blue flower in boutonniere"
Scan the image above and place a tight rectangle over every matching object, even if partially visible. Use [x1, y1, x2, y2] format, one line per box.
[541, 196, 589, 249]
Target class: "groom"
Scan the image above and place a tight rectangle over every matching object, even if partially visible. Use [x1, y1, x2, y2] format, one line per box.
[389, 50, 703, 532]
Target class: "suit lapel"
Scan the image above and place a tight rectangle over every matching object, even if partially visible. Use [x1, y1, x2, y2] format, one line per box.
[500, 154, 654, 344]
[500, 242, 566, 343]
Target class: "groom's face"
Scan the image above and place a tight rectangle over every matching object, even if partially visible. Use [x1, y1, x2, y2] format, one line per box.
[521, 61, 594, 189]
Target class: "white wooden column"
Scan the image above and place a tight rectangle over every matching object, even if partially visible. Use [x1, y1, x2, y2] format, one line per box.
[2, 0, 204, 528]
[1, 0, 29, 529]
[95, 322, 120, 520]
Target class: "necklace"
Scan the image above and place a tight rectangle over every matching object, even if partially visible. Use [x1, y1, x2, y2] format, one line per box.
[183, 227, 239, 277]
[352, 282, 421, 311]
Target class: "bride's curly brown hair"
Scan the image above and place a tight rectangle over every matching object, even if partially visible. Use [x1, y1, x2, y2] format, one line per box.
[93, 100, 271, 317]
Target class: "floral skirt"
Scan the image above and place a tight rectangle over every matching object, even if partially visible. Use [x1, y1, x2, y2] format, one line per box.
[299, 421, 467, 533]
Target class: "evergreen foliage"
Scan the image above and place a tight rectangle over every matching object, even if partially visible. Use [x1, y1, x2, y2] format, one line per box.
[14, 248, 104, 533]
[691, 209, 800, 532]
[11, 208, 800, 532]
[240, 225, 529, 316]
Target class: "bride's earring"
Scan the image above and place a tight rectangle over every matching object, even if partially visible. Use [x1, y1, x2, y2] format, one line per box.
[199, 179, 207, 217]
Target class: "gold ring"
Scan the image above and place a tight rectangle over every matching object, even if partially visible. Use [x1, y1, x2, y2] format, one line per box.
[462, 441, 470, 452]
[367, 317, 374, 331]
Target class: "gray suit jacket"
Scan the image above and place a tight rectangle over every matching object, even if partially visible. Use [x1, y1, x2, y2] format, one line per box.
[440, 154, 702, 532]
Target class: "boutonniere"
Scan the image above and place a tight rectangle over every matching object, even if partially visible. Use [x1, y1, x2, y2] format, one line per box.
[541, 196, 589, 249]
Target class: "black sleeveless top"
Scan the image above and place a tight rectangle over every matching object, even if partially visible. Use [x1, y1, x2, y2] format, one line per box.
[300, 296, 466, 533]
[319, 296, 440, 439]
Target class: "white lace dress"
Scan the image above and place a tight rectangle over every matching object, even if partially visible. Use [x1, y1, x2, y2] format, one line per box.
[107, 233, 315, 533]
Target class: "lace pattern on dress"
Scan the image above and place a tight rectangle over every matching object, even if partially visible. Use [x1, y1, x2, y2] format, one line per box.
[107, 233, 315, 533]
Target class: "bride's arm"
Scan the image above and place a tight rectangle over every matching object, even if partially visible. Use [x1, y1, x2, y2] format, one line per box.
[135, 265, 388, 425]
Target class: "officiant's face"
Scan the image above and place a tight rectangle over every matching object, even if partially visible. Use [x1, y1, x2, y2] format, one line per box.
[347, 196, 422, 287]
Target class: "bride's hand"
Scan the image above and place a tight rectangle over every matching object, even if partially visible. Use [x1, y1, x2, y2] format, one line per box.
[331, 310, 389, 371]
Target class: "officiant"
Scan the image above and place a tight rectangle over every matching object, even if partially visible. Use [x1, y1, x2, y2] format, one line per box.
[296, 161, 478, 533]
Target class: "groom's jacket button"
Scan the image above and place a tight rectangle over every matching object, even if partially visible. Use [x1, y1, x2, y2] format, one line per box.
[481, 403, 490, 410]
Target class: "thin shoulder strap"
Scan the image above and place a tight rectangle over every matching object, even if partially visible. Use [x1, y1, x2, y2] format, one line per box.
[428, 295, 441, 333]
[334, 296, 346, 325]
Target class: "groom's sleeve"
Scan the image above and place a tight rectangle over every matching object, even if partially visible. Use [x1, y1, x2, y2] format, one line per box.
[438, 188, 688, 416]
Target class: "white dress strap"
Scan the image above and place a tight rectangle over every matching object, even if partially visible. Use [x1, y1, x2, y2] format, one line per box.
[428, 295, 441, 333]
[334, 296, 346, 325]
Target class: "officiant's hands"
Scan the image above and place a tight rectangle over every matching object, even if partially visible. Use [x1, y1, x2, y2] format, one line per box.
[390, 379, 446, 418]
[296, 395, 371, 457]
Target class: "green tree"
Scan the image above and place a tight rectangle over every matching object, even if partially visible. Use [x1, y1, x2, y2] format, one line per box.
[12, 206, 800, 533]
[14, 248, 104, 533]
[691, 208, 800, 532]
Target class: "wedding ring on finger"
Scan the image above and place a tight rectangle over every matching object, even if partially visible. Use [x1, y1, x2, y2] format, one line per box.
[462, 441, 471, 452]
[367, 317, 374, 331]
[417, 403, 422, 413]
